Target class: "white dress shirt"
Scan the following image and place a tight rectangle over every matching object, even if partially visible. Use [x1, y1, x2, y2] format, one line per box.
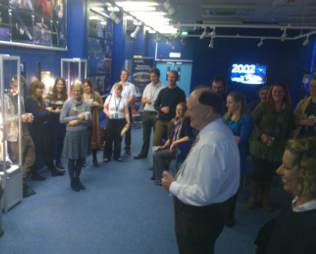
[169, 118, 240, 206]
[142, 82, 166, 112]
[104, 95, 127, 119]
[292, 197, 316, 212]
[110, 81, 136, 104]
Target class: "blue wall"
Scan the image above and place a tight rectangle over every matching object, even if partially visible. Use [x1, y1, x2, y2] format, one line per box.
[146, 33, 315, 107]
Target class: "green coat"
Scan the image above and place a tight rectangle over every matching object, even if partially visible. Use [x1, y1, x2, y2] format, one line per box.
[249, 102, 294, 163]
[293, 96, 312, 138]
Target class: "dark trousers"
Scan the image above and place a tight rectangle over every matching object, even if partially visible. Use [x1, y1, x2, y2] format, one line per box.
[226, 193, 238, 223]
[124, 107, 132, 150]
[104, 118, 126, 160]
[174, 197, 228, 254]
[139, 111, 157, 157]
[52, 136, 64, 161]
[152, 120, 173, 147]
[252, 158, 280, 182]
[153, 148, 177, 180]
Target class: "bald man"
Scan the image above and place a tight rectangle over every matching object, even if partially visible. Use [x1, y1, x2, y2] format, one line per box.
[162, 87, 240, 253]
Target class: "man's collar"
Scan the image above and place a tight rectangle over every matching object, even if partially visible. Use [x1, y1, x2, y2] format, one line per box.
[199, 117, 223, 136]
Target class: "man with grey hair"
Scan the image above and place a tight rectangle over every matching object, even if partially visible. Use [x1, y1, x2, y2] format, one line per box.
[162, 87, 240, 253]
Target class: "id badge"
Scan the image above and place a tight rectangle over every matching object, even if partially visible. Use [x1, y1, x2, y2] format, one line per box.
[114, 113, 118, 119]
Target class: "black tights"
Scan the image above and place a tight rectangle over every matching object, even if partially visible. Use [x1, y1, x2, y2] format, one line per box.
[92, 149, 97, 160]
[68, 158, 84, 179]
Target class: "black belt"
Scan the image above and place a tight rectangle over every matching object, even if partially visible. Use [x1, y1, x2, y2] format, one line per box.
[144, 111, 157, 114]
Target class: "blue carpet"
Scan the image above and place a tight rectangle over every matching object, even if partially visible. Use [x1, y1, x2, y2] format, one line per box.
[0, 128, 291, 253]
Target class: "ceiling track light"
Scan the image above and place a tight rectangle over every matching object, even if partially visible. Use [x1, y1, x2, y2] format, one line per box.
[131, 26, 140, 38]
[174, 30, 181, 39]
[109, 12, 121, 25]
[200, 28, 207, 40]
[209, 28, 216, 37]
[154, 33, 162, 43]
[303, 36, 309, 46]
[209, 38, 214, 48]
[163, 0, 176, 17]
[180, 37, 185, 45]
[257, 38, 264, 47]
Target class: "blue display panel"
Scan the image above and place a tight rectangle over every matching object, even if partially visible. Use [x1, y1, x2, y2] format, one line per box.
[230, 63, 267, 85]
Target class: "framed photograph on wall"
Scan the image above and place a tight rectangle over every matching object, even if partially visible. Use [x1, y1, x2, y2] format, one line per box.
[0, 6, 10, 41]
[52, 20, 66, 47]
[34, 0, 52, 17]
[34, 15, 51, 45]
[52, 0, 65, 22]
[10, 0, 33, 11]
[104, 75, 111, 94]
[11, 10, 33, 43]
[89, 15, 106, 38]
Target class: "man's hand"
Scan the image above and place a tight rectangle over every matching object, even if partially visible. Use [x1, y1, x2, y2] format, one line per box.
[261, 134, 270, 145]
[161, 107, 170, 114]
[161, 171, 175, 192]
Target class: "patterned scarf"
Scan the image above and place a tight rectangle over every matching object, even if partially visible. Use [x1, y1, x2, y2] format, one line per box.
[172, 117, 184, 144]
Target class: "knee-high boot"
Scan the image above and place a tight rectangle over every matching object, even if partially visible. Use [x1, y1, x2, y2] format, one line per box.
[247, 180, 261, 209]
[261, 181, 273, 211]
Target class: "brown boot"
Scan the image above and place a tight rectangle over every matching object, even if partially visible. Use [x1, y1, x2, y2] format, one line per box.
[262, 181, 273, 211]
[247, 180, 261, 209]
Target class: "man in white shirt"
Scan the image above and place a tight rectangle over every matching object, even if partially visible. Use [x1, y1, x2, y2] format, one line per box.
[162, 87, 240, 254]
[134, 68, 165, 159]
[110, 70, 136, 155]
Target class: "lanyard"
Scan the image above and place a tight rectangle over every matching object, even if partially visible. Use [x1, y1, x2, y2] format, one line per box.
[114, 97, 121, 112]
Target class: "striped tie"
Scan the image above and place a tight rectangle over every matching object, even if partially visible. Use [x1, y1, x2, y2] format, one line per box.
[175, 134, 200, 179]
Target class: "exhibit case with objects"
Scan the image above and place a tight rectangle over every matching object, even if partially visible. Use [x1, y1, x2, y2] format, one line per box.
[61, 58, 87, 96]
[0, 55, 23, 213]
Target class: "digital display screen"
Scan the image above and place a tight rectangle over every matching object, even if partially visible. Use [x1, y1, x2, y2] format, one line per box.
[230, 63, 267, 85]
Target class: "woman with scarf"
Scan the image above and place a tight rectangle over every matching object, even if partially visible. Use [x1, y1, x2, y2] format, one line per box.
[82, 78, 103, 167]
[152, 102, 192, 186]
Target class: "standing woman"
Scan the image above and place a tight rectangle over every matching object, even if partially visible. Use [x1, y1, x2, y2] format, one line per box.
[45, 77, 68, 169]
[25, 80, 65, 180]
[103, 83, 130, 162]
[248, 82, 294, 211]
[224, 91, 253, 227]
[82, 78, 103, 167]
[60, 82, 91, 192]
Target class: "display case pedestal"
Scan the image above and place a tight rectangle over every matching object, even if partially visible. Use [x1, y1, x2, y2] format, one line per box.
[0, 165, 22, 213]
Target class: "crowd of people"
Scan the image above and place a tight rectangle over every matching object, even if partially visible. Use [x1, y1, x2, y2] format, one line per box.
[3, 70, 316, 253]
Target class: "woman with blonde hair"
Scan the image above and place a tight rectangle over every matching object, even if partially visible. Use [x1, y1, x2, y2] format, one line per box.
[45, 77, 68, 169]
[224, 91, 253, 227]
[25, 80, 65, 180]
[103, 83, 130, 162]
[255, 137, 316, 253]
[60, 82, 91, 192]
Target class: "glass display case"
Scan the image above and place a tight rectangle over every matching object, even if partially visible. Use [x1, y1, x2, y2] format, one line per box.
[61, 58, 87, 97]
[0, 55, 23, 213]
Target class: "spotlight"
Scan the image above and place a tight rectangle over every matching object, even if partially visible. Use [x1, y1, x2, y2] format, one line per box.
[166, 40, 174, 49]
[180, 38, 184, 45]
[257, 38, 264, 47]
[109, 12, 121, 24]
[154, 33, 162, 43]
[131, 26, 140, 38]
[303, 36, 309, 46]
[209, 38, 214, 48]
[174, 30, 181, 39]
[281, 29, 287, 41]
[200, 28, 207, 40]
[163, 0, 176, 16]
